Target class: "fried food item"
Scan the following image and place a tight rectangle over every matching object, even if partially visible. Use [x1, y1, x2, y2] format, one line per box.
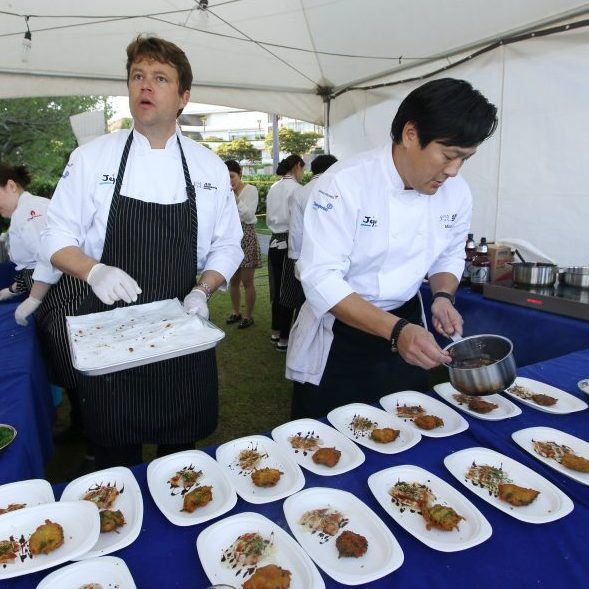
[29, 519, 64, 555]
[79, 585, 103, 589]
[561, 452, 589, 473]
[182, 485, 213, 512]
[99, 510, 126, 533]
[243, 564, 292, 589]
[0, 539, 19, 564]
[312, 447, 341, 467]
[389, 481, 434, 510]
[498, 483, 540, 506]
[300, 508, 346, 536]
[421, 503, 464, 531]
[371, 427, 399, 443]
[531, 394, 557, 406]
[82, 485, 119, 510]
[251, 467, 283, 487]
[0, 503, 26, 516]
[468, 397, 498, 413]
[396, 404, 425, 419]
[335, 530, 368, 558]
[413, 415, 444, 430]
[168, 468, 202, 489]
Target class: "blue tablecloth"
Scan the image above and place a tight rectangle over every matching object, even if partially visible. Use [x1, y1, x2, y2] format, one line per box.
[0, 261, 16, 289]
[421, 284, 589, 366]
[0, 300, 54, 486]
[6, 349, 589, 588]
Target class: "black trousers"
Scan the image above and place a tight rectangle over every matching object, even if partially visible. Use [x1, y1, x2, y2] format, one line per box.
[268, 246, 294, 339]
[94, 442, 195, 470]
[291, 296, 429, 419]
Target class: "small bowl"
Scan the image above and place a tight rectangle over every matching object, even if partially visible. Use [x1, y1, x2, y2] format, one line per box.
[0, 423, 17, 451]
[578, 379, 589, 395]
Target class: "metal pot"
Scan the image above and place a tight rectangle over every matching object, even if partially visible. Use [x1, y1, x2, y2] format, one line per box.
[563, 266, 589, 289]
[443, 334, 517, 396]
[511, 262, 557, 286]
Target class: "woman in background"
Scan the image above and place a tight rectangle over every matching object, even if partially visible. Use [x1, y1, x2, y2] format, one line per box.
[225, 160, 262, 328]
[265, 154, 304, 351]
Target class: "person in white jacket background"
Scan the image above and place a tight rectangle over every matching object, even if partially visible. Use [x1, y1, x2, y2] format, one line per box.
[287, 78, 498, 419]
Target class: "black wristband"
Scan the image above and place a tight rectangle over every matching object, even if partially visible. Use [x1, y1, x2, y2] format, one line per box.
[390, 318, 410, 352]
[432, 291, 455, 305]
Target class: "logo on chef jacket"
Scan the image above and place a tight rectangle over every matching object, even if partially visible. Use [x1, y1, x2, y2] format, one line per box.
[360, 215, 378, 228]
[203, 182, 217, 191]
[99, 173, 115, 185]
[27, 210, 43, 221]
[318, 189, 339, 200]
[312, 201, 333, 212]
[440, 213, 458, 228]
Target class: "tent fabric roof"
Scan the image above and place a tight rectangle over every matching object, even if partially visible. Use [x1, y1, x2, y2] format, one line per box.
[1, 0, 589, 123]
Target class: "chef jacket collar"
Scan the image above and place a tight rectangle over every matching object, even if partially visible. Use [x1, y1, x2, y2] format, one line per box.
[131, 125, 182, 156]
[380, 140, 427, 203]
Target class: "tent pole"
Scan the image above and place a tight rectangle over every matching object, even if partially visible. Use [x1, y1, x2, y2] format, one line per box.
[323, 95, 331, 154]
[271, 113, 280, 172]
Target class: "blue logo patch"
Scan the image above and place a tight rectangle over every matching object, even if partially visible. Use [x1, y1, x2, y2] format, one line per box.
[313, 201, 333, 212]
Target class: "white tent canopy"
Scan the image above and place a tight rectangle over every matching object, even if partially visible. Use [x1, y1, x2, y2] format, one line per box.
[2, 0, 589, 264]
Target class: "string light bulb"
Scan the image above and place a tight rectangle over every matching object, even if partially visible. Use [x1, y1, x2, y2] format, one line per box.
[21, 16, 32, 63]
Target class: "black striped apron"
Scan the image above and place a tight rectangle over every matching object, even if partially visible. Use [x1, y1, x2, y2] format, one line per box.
[13, 268, 34, 293]
[279, 256, 305, 309]
[74, 133, 218, 446]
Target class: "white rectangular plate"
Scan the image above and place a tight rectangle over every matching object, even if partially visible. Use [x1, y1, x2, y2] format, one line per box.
[215, 435, 305, 504]
[60, 466, 143, 559]
[36, 555, 136, 589]
[512, 426, 589, 487]
[380, 391, 469, 437]
[67, 298, 225, 375]
[147, 449, 237, 526]
[0, 480, 54, 515]
[271, 419, 365, 475]
[197, 511, 324, 589]
[504, 377, 588, 414]
[368, 465, 492, 552]
[327, 403, 421, 454]
[283, 487, 404, 586]
[0, 501, 100, 580]
[434, 382, 521, 421]
[444, 447, 574, 523]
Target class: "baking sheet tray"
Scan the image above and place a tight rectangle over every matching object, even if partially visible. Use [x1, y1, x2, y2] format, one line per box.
[66, 298, 224, 376]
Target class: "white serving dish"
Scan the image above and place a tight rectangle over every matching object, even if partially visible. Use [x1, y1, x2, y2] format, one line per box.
[271, 418, 365, 475]
[147, 449, 237, 526]
[577, 378, 589, 395]
[0, 479, 54, 515]
[434, 382, 521, 420]
[66, 298, 225, 376]
[327, 403, 421, 454]
[60, 466, 143, 559]
[197, 511, 325, 589]
[444, 447, 574, 523]
[504, 376, 587, 414]
[283, 487, 404, 585]
[36, 556, 136, 588]
[0, 501, 100, 580]
[367, 465, 492, 552]
[379, 391, 469, 437]
[215, 435, 305, 504]
[512, 426, 589, 487]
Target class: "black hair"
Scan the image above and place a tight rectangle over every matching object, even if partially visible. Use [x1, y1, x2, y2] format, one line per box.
[224, 159, 242, 175]
[276, 154, 304, 176]
[311, 154, 338, 175]
[0, 162, 31, 189]
[390, 78, 498, 148]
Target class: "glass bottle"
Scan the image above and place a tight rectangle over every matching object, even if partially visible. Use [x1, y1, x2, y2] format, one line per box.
[470, 237, 491, 291]
[461, 233, 476, 285]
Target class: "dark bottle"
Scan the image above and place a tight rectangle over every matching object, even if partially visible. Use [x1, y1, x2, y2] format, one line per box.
[470, 237, 491, 291]
[461, 233, 477, 285]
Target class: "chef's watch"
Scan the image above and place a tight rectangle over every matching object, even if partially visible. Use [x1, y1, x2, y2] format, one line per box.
[432, 291, 455, 305]
[390, 319, 410, 353]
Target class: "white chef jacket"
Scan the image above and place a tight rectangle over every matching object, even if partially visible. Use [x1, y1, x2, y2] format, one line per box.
[266, 176, 301, 235]
[286, 141, 472, 385]
[235, 183, 259, 225]
[288, 174, 320, 260]
[38, 128, 243, 286]
[8, 192, 49, 270]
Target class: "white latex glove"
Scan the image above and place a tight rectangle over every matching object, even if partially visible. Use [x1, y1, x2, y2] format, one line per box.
[86, 263, 142, 305]
[183, 288, 209, 320]
[14, 296, 42, 326]
[0, 287, 18, 301]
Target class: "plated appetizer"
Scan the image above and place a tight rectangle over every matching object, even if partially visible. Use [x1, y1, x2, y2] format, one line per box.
[508, 384, 557, 407]
[533, 440, 589, 473]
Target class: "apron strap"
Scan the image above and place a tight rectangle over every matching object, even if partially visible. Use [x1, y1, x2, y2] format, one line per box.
[176, 136, 199, 273]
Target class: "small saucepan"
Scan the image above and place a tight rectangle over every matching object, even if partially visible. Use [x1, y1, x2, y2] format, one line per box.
[443, 334, 517, 396]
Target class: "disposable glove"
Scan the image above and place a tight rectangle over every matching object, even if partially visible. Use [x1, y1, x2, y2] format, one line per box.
[0, 287, 18, 301]
[14, 296, 42, 326]
[183, 288, 210, 320]
[86, 263, 142, 305]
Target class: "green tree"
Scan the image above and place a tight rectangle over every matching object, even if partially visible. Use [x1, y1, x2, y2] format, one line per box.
[216, 138, 261, 162]
[264, 128, 323, 155]
[0, 96, 110, 196]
